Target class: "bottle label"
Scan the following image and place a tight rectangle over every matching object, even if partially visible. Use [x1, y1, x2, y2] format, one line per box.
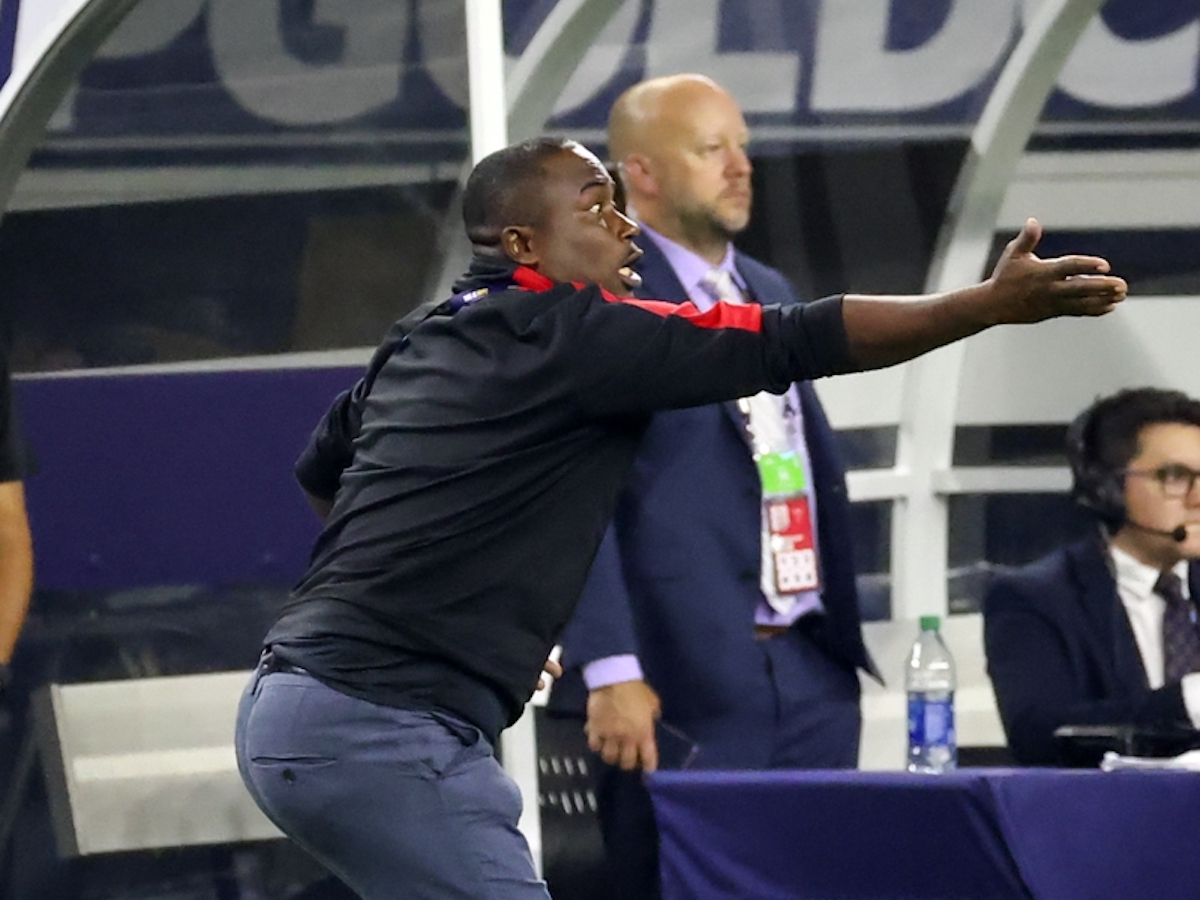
[908, 693, 956, 750]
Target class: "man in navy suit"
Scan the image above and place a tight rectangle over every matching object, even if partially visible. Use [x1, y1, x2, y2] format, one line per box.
[984, 388, 1200, 766]
[552, 74, 878, 900]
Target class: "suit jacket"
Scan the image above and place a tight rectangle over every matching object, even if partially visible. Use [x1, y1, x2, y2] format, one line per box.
[554, 236, 875, 741]
[983, 535, 1199, 765]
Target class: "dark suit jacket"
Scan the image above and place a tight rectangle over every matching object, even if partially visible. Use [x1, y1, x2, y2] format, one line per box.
[553, 236, 875, 751]
[984, 535, 1199, 765]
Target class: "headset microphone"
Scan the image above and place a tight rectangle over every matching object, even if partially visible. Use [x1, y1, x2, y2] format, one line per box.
[1124, 520, 1189, 542]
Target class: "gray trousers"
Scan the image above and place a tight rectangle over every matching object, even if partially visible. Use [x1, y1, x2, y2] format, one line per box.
[235, 666, 549, 900]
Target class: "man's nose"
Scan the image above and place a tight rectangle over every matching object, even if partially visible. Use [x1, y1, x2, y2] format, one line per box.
[727, 146, 752, 177]
[613, 208, 639, 238]
[1186, 476, 1200, 503]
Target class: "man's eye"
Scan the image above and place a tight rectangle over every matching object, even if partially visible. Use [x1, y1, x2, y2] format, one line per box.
[588, 202, 603, 215]
[1159, 464, 1194, 484]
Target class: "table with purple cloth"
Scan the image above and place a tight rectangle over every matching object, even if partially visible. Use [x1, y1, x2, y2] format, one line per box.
[646, 767, 1200, 899]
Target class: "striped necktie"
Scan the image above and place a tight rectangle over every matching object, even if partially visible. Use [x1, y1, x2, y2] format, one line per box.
[700, 268, 744, 306]
[1157, 569, 1200, 682]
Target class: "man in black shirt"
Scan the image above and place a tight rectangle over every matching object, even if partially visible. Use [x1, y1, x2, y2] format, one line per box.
[236, 136, 1125, 900]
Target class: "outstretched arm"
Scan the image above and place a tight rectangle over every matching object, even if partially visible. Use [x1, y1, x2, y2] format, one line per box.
[842, 218, 1127, 370]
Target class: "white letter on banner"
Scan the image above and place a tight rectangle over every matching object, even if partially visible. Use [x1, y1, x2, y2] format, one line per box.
[1054, 6, 1199, 107]
[209, 0, 406, 125]
[12, 0, 80, 70]
[552, 0, 642, 117]
[308, 0, 639, 119]
[644, 0, 800, 113]
[810, 0, 1018, 112]
[41, 0, 206, 133]
[93, 0, 206, 59]
[14, 0, 95, 132]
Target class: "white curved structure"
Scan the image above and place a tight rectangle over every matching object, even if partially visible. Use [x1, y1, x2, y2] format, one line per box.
[0, 0, 141, 217]
[893, 0, 1107, 621]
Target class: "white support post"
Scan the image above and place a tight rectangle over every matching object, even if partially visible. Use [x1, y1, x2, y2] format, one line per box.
[463, 0, 546, 875]
[465, 0, 508, 165]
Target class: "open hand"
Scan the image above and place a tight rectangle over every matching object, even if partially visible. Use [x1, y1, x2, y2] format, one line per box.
[988, 218, 1127, 323]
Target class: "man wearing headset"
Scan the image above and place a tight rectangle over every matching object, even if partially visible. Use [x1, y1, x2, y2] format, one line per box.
[984, 387, 1200, 765]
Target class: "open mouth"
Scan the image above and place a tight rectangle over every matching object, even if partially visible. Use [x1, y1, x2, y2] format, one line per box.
[617, 243, 645, 290]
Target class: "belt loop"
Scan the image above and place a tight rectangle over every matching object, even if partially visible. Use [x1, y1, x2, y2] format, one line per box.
[249, 647, 271, 695]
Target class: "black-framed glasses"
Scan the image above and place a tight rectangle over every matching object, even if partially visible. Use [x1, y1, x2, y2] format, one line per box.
[1124, 464, 1200, 498]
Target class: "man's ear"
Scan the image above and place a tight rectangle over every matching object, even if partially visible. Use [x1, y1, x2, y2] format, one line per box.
[621, 154, 657, 197]
[500, 225, 538, 265]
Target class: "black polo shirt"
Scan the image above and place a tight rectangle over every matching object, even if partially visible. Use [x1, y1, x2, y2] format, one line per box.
[266, 258, 852, 741]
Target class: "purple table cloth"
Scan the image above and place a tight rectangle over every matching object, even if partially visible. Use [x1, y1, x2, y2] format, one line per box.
[648, 767, 1200, 899]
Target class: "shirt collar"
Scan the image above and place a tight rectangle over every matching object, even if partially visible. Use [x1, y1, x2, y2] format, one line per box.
[1111, 544, 1190, 602]
[639, 225, 743, 310]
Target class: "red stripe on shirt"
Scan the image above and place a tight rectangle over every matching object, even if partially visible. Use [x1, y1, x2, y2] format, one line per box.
[513, 266, 556, 292]
[514, 266, 762, 333]
[603, 294, 763, 333]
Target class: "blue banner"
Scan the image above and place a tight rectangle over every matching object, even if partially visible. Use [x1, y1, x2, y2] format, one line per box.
[23, 0, 1200, 161]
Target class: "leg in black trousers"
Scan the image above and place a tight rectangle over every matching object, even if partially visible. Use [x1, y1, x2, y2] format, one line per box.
[593, 762, 660, 900]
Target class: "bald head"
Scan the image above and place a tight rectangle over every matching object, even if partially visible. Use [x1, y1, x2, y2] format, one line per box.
[608, 74, 731, 162]
[606, 74, 752, 261]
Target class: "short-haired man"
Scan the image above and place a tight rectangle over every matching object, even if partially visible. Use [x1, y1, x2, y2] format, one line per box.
[985, 387, 1200, 765]
[236, 135, 1124, 900]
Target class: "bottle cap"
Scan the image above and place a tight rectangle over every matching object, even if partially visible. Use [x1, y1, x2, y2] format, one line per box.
[919, 615, 941, 631]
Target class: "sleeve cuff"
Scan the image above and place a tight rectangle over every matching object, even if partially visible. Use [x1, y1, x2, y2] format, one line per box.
[582, 655, 644, 690]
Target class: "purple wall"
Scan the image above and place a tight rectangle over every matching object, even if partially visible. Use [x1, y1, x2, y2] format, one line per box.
[14, 365, 360, 591]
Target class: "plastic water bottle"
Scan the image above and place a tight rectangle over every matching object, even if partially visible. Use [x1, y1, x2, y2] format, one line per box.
[906, 615, 957, 773]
